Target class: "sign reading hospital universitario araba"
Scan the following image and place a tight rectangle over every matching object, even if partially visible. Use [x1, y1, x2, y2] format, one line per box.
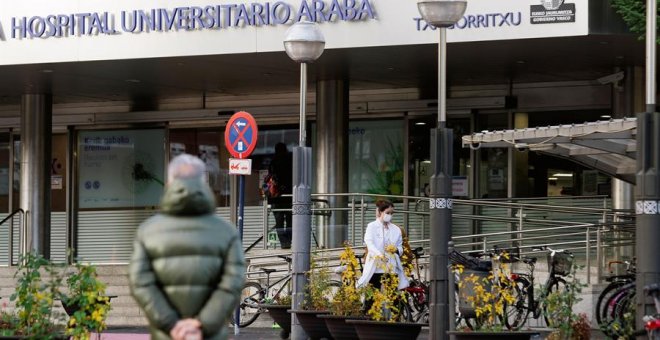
[0, 0, 587, 65]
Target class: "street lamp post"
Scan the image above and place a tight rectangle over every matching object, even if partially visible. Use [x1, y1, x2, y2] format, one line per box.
[636, 0, 659, 332]
[416, 2, 466, 339]
[284, 21, 325, 340]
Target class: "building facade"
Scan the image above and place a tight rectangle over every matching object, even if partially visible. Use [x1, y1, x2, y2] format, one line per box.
[0, 0, 646, 263]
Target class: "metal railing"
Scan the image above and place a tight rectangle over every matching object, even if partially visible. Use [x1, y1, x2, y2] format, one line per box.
[247, 193, 634, 285]
[253, 193, 618, 248]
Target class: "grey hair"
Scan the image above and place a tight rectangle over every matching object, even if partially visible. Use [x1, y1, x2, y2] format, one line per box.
[167, 154, 206, 184]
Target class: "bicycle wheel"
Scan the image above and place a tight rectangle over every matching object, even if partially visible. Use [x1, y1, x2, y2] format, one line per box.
[231, 281, 264, 328]
[596, 279, 632, 329]
[503, 277, 530, 330]
[602, 282, 635, 325]
[543, 277, 567, 328]
[602, 283, 636, 339]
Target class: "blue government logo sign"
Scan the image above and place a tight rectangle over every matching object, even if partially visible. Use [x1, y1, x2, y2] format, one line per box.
[541, 0, 563, 10]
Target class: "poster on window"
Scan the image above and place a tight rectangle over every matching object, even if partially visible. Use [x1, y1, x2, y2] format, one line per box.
[78, 129, 165, 208]
[348, 121, 404, 196]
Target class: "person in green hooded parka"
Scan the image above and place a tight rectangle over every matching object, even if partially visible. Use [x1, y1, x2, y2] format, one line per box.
[129, 154, 246, 340]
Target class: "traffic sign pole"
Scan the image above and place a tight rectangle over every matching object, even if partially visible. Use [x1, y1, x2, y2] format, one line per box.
[224, 111, 258, 336]
[234, 173, 245, 335]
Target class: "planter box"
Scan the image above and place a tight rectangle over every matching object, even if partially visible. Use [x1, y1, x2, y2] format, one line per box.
[259, 304, 291, 339]
[317, 315, 368, 340]
[446, 330, 541, 340]
[346, 319, 423, 340]
[288, 310, 333, 340]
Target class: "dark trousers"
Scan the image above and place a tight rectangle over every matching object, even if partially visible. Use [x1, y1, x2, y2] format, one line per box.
[274, 211, 292, 249]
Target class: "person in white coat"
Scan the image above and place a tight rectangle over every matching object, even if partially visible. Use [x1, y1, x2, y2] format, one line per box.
[357, 200, 410, 311]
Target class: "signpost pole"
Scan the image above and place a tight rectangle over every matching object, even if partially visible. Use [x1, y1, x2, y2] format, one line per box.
[234, 173, 245, 335]
[636, 0, 660, 331]
[224, 111, 258, 336]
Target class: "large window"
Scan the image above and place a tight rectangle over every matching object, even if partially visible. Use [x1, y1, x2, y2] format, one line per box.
[78, 129, 165, 209]
[348, 120, 404, 195]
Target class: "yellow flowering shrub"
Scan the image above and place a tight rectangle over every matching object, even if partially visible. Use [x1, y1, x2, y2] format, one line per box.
[367, 252, 404, 322]
[305, 252, 333, 311]
[331, 242, 365, 317]
[64, 263, 111, 340]
[395, 227, 415, 278]
[7, 252, 66, 338]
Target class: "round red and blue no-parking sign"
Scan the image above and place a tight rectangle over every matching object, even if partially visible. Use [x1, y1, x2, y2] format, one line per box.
[224, 111, 258, 159]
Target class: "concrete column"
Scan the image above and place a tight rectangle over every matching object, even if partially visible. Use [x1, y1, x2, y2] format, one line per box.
[612, 179, 634, 274]
[20, 94, 52, 258]
[611, 67, 635, 274]
[314, 79, 349, 248]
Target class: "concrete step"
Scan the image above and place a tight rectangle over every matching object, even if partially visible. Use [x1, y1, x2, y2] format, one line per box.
[106, 315, 149, 327]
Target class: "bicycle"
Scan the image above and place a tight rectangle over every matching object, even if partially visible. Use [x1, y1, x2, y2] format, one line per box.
[232, 254, 342, 329]
[401, 247, 430, 323]
[503, 246, 574, 330]
[232, 255, 293, 328]
[595, 259, 636, 334]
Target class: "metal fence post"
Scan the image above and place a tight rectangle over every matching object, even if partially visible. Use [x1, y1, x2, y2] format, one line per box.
[586, 227, 591, 284]
[596, 227, 602, 283]
[518, 207, 524, 249]
[263, 200, 269, 250]
[351, 195, 356, 246]
[360, 195, 365, 244]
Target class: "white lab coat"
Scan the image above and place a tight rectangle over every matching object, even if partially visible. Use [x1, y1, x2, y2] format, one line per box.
[356, 220, 410, 290]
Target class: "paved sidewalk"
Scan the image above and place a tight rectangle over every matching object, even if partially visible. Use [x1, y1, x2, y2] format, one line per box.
[100, 326, 431, 339]
[97, 326, 610, 339]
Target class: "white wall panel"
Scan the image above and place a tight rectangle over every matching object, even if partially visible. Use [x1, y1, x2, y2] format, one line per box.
[0, 0, 589, 65]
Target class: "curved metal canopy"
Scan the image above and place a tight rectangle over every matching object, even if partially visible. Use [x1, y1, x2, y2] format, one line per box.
[462, 118, 637, 184]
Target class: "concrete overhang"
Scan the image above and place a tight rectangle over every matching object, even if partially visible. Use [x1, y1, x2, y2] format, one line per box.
[462, 118, 638, 184]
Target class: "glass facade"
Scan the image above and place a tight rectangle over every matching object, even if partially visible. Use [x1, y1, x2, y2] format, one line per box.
[0, 107, 616, 263]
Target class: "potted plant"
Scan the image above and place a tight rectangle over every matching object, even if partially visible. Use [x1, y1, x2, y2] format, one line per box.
[347, 247, 423, 340]
[0, 252, 112, 340]
[544, 265, 590, 340]
[61, 262, 112, 340]
[318, 243, 367, 340]
[289, 252, 335, 340]
[260, 294, 292, 339]
[0, 253, 67, 340]
[447, 255, 540, 340]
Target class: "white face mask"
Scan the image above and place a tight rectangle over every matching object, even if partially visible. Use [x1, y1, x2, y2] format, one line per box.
[382, 213, 393, 223]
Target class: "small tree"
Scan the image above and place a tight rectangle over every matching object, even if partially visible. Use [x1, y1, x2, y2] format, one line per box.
[611, 0, 660, 43]
[544, 265, 589, 340]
